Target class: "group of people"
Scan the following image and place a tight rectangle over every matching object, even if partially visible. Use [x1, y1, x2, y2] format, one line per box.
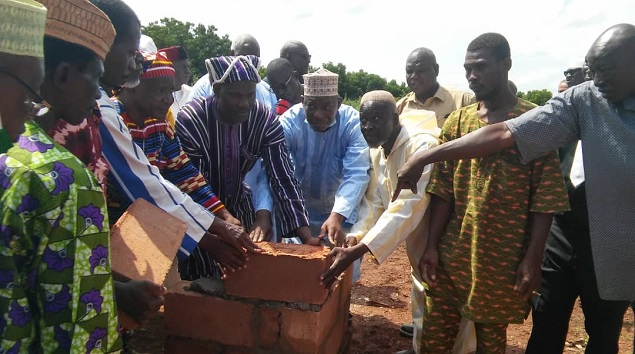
[0, 0, 633, 353]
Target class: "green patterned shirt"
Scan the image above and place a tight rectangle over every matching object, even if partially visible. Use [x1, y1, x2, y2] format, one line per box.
[427, 99, 569, 323]
[0, 121, 121, 353]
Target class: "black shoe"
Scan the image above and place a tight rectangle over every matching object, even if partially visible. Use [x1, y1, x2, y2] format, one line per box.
[395, 349, 415, 354]
[399, 323, 414, 338]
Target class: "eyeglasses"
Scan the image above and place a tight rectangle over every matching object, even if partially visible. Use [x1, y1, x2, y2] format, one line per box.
[289, 52, 311, 61]
[0, 67, 51, 118]
[271, 72, 297, 92]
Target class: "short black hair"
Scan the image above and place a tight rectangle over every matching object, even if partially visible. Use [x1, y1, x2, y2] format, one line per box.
[90, 0, 140, 43]
[44, 36, 97, 74]
[467, 33, 510, 61]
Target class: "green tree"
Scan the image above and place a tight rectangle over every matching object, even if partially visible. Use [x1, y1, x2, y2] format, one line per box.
[517, 89, 553, 106]
[321, 62, 408, 102]
[142, 18, 231, 82]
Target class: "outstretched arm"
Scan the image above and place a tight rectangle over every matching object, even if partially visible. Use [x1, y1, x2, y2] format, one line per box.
[393, 122, 515, 201]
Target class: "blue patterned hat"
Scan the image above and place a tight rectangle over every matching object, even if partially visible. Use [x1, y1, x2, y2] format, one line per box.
[205, 55, 261, 87]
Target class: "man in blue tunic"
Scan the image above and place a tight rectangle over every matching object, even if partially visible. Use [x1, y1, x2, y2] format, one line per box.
[278, 68, 371, 249]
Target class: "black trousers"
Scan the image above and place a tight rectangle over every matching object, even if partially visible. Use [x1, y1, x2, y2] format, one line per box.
[525, 217, 630, 354]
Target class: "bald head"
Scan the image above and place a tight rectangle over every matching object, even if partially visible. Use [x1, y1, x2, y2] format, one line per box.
[407, 47, 437, 64]
[405, 47, 439, 100]
[231, 33, 260, 57]
[586, 23, 635, 102]
[280, 40, 310, 77]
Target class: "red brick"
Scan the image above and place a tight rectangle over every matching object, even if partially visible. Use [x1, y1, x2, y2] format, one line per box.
[279, 277, 344, 354]
[165, 336, 221, 354]
[110, 198, 187, 285]
[257, 307, 281, 349]
[164, 281, 255, 346]
[224, 242, 332, 305]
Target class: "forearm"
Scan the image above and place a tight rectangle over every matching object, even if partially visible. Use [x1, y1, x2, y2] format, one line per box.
[412, 122, 515, 167]
[525, 212, 553, 262]
[426, 194, 453, 250]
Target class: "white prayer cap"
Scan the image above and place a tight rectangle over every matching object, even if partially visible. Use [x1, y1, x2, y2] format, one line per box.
[303, 68, 338, 97]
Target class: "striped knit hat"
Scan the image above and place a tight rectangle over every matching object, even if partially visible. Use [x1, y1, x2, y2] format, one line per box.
[205, 55, 261, 87]
[140, 51, 174, 79]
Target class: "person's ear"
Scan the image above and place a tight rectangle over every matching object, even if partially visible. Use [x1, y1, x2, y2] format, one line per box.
[502, 57, 512, 72]
[337, 96, 343, 108]
[434, 63, 440, 77]
[52, 63, 72, 88]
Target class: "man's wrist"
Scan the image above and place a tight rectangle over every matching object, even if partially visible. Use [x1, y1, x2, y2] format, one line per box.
[329, 212, 346, 224]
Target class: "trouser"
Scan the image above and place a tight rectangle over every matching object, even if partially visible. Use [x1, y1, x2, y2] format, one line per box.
[406, 229, 476, 354]
[526, 219, 630, 354]
[419, 264, 505, 354]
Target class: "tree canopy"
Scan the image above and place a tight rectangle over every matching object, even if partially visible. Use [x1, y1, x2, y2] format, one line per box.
[142, 17, 553, 108]
[142, 18, 231, 82]
[517, 89, 553, 106]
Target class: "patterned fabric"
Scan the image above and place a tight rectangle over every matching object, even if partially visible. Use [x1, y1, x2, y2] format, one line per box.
[98, 88, 215, 261]
[422, 273, 508, 354]
[205, 55, 260, 85]
[39, 0, 115, 60]
[278, 103, 370, 232]
[111, 98, 226, 214]
[505, 81, 635, 301]
[139, 51, 174, 79]
[0, 121, 121, 353]
[175, 96, 309, 278]
[426, 99, 569, 323]
[303, 68, 338, 97]
[47, 109, 109, 192]
[0, 0, 47, 57]
[396, 86, 475, 128]
[187, 74, 277, 111]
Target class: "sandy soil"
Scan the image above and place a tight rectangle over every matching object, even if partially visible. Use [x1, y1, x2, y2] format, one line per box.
[130, 244, 634, 353]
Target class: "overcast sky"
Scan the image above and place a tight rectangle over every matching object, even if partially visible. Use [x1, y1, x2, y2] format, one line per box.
[125, 0, 633, 95]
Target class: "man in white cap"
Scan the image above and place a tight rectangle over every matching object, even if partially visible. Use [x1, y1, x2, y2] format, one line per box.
[278, 68, 371, 253]
[0, 0, 47, 153]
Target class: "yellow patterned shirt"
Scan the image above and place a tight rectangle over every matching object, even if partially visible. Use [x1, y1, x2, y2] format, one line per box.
[426, 99, 569, 323]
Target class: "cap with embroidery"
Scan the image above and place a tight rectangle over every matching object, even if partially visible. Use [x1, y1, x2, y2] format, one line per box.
[159, 46, 187, 62]
[206, 55, 261, 86]
[38, 0, 115, 60]
[303, 68, 339, 97]
[140, 51, 175, 79]
[0, 0, 47, 57]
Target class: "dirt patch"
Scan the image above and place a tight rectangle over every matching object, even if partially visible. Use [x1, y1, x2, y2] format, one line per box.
[130, 244, 634, 353]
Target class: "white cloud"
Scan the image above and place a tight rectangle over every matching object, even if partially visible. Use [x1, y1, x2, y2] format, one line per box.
[125, 0, 635, 95]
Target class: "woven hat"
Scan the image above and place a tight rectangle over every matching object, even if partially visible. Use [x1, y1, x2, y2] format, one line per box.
[159, 46, 187, 62]
[360, 90, 396, 105]
[140, 51, 175, 79]
[38, 0, 115, 60]
[206, 55, 261, 86]
[303, 68, 339, 97]
[0, 0, 47, 57]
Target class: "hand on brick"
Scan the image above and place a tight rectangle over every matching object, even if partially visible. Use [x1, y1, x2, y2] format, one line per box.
[115, 280, 167, 325]
[208, 217, 261, 255]
[216, 208, 243, 229]
[320, 212, 346, 247]
[200, 233, 248, 274]
[249, 210, 273, 242]
[321, 244, 368, 288]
